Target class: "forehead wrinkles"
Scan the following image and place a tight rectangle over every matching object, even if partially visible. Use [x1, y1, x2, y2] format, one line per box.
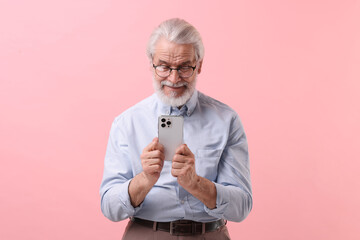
[154, 38, 195, 65]
[156, 51, 194, 64]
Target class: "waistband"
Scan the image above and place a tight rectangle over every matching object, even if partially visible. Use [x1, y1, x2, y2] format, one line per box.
[130, 217, 226, 236]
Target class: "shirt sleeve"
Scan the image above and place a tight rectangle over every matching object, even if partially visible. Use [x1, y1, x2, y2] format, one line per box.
[99, 117, 143, 222]
[204, 114, 253, 222]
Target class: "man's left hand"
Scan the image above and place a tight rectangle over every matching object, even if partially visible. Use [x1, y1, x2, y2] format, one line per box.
[171, 144, 199, 190]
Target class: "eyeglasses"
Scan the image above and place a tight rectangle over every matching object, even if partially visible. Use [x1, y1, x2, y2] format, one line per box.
[152, 64, 197, 78]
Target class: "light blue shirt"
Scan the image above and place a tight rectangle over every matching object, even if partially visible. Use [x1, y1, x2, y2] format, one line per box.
[100, 90, 252, 223]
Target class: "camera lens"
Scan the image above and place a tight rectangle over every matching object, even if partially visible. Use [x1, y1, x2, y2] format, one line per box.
[166, 121, 171, 125]
[161, 123, 166, 128]
[161, 118, 166, 122]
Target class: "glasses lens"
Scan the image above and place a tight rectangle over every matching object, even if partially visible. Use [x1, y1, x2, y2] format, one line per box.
[156, 66, 170, 77]
[178, 67, 194, 78]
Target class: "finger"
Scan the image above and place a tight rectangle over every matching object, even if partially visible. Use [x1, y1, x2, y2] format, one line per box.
[144, 150, 164, 160]
[144, 157, 164, 165]
[143, 137, 159, 152]
[142, 156, 165, 168]
[145, 164, 163, 173]
[143, 159, 164, 172]
[171, 168, 180, 177]
[154, 142, 165, 153]
[150, 141, 164, 153]
[175, 144, 193, 156]
[171, 161, 184, 169]
[172, 153, 187, 163]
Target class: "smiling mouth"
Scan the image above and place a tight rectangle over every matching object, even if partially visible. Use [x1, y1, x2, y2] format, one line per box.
[165, 85, 185, 89]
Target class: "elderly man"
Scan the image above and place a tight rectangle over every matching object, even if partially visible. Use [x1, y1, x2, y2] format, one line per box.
[100, 18, 252, 239]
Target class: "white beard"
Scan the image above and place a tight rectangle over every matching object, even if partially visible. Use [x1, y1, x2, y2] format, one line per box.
[153, 76, 197, 107]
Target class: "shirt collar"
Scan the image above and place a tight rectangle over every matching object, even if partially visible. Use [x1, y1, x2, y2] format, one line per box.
[155, 90, 198, 117]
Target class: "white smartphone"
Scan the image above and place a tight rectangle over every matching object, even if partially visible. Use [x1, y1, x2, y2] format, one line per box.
[158, 115, 184, 161]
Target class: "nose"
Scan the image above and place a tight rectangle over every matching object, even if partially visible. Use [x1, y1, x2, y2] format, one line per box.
[167, 69, 181, 83]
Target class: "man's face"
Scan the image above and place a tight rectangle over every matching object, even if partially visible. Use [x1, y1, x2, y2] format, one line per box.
[152, 37, 202, 107]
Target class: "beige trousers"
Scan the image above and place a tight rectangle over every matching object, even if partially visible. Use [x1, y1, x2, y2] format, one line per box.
[121, 219, 231, 240]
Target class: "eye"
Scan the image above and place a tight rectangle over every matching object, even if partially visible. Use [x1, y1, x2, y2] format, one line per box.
[157, 65, 170, 72]
[179, 66, 192, 72]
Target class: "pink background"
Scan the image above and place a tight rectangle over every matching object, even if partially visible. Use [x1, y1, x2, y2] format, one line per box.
[1, 0, 359, 239]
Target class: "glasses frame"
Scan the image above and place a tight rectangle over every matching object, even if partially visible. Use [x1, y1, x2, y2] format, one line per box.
[152, 63, 197, 78]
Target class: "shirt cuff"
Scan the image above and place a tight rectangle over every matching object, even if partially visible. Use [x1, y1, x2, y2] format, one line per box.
[204, 182, 229, 219]
[118, 179, 143, 217]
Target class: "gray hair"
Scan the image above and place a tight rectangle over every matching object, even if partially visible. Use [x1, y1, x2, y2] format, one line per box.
[146, 18, 204, 62]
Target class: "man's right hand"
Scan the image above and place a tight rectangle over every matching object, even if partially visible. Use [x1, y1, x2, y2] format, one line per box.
[140, 137, 165, 185]
[129, 137, 164, 207]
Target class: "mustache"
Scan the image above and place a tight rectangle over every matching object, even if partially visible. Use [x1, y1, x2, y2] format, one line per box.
[160, 80, 188, 88]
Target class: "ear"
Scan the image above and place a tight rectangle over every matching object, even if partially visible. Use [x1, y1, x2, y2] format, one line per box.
[197, 60, 203, 74]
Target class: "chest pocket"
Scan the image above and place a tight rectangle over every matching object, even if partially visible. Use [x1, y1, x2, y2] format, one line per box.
[195, 149, 223, 181]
